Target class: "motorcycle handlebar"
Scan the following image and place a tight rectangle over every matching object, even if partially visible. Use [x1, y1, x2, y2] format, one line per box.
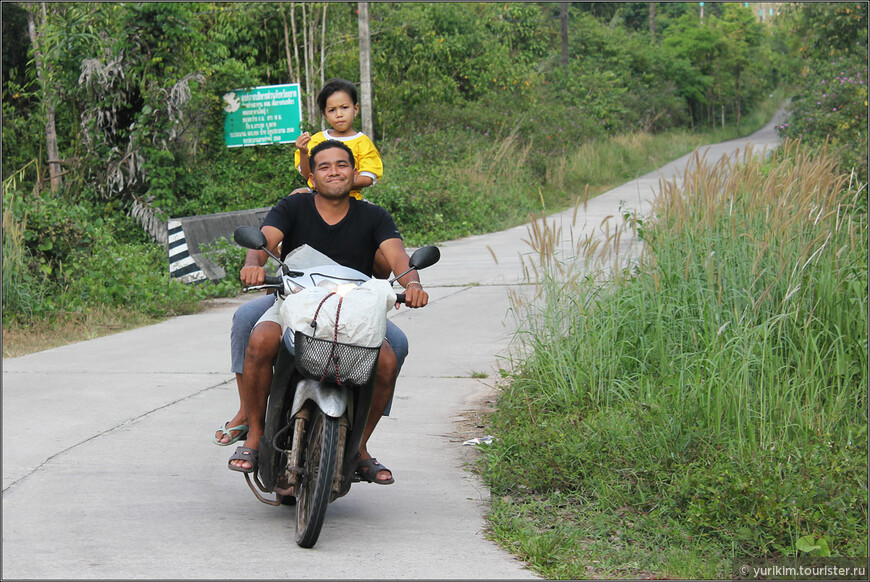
[244, 281, 409, 304]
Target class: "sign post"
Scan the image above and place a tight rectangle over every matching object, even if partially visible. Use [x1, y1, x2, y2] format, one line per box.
[222, 83, 303, 148]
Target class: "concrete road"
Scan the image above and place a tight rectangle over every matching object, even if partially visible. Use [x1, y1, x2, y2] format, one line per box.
[2, 112, 785, 579]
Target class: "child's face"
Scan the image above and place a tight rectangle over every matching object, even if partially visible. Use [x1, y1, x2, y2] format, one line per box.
[322, 91, 358, 135]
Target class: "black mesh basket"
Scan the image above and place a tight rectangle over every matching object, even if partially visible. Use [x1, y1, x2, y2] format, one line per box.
[294, 330, 380, 386]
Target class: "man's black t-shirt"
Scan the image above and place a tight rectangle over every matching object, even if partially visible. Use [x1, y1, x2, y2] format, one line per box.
[261, 192, 401, 276]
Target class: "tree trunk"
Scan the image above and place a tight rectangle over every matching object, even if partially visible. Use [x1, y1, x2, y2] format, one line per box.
[560, 3, 568, 66]
[649, 3, 656, 38]
[27, 2, 62, 193]
[319, 4, 327, 91]
[281, 7, 295, 83]
[735, 67, 742, 125]
[301, 3, 316, 127]
[291, 3, 302, 88]
[309, 7, 317, 129]
[707, 88, 713, 125]
[358, 2, 373, 137]
[263, 17, 272, 81]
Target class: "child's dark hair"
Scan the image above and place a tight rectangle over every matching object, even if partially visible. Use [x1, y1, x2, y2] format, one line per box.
[317, 78, 358, 113]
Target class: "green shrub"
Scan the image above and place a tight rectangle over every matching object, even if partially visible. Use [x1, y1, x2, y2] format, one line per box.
[170, 143, 306, 218]
[373, 130, 543, 245]
[778, 52, 868, 183]
[59, 222, 201, 316]
[2, 203, 49, 322]
[667, 436, 868, 555]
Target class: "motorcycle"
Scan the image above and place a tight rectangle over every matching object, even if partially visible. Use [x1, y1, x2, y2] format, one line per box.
[232, 226, 440, 548]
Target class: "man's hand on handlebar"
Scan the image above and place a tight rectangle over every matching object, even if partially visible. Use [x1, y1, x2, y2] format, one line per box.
[240, 264, 266, 286]
[399, 285, 428, 309]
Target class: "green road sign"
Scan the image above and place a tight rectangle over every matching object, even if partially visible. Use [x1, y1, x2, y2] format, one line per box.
[222, 84, 303, 148]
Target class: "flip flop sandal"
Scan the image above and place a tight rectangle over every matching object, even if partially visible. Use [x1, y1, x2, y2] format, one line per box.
[356, 457, 395, 485]
[228, 446, 259, 474]
[213, 422, 249, 446]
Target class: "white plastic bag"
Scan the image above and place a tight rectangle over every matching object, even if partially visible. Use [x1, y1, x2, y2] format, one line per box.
[280, 278, 397, 348]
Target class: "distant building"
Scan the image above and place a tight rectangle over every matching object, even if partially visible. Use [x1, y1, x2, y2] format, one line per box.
[753, 2, 784, 23]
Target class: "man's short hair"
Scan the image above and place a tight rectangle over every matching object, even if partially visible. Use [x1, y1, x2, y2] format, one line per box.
[309, 140, 356, 169]
[317, 78, 358, 113]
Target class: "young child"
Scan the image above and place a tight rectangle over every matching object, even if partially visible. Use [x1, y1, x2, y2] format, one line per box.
[294, 78, 383, 201]
[214, 80, 393, 448]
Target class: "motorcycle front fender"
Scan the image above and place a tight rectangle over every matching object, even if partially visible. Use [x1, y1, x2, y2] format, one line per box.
[290, 378, 350, 419]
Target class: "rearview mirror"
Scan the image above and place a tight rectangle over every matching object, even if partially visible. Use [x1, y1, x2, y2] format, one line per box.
[234, 226, 267, 250]
[409, 245, 440, 270]
[389, 245, 441, 284]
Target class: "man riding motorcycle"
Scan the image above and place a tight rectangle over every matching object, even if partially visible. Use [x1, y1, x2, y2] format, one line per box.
[227, 139, 429, 485]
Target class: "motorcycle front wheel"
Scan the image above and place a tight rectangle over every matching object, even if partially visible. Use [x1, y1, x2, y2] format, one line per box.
[295, 404, 339, 548]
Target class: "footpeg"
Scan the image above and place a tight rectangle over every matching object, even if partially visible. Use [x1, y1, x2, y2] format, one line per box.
[243, 473, 281, 506]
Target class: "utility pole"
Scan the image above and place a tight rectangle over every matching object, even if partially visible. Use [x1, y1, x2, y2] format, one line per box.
[358, 2, 373, 137]
[560, 3, 568, 66]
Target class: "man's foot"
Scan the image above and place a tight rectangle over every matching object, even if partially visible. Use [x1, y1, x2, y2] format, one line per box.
[214, 411, 248, 445]
[356, 456, 394, 485]
[228, 446, 259, 474]
[213, 421, 248, 446]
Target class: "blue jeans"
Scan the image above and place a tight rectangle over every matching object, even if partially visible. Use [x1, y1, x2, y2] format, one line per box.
[230, 293, 408, 415]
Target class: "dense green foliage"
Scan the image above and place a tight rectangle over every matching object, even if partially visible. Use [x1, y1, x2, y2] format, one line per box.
[483, 137, 868, 578]
[775, 2, 868, 184]
[3, 1, 795, 325]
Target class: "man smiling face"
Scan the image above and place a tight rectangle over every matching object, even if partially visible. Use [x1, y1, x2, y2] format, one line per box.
[308, 142, 358, 201]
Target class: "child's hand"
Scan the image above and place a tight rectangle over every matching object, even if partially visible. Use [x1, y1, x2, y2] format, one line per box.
[295, 132, 311, 153]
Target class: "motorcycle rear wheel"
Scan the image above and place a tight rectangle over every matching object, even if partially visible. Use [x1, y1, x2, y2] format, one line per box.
[295, 404, 339, 548]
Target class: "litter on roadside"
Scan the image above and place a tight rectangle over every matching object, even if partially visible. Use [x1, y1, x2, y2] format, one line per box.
[463, 435, 494, 446]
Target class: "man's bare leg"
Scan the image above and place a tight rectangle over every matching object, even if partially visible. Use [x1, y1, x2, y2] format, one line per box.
[230, 332, 397, 479]
[229, 322, 281, 471]
[357, 340, 398, 482]
[215, 373, 248, 444]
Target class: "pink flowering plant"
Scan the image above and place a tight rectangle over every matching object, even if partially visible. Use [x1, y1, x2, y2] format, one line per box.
[778, 52, 868, 184]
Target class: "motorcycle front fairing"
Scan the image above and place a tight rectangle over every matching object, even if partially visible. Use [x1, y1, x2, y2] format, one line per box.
[279, 244, 369, 290]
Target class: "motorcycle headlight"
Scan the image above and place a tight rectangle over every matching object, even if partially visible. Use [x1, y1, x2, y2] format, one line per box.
[334, 283, 358, 297]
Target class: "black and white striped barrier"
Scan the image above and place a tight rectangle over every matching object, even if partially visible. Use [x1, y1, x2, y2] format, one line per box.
[168, 220, 207, 284]
[167, 208, 272, 283]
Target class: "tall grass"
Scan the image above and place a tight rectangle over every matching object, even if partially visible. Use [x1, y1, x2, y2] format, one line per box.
[2, 203, 47, 320]
[546, 95, 786, 196]
[645, 139, 867, 447]
[547, 130, 702, 192]
[372, 125, 546, 245]
[484, 139, 868, 577]
[2, 163, 50, 321]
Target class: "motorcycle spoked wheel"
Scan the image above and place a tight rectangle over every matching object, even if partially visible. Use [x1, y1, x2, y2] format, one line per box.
[294, 403, 340, 548]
